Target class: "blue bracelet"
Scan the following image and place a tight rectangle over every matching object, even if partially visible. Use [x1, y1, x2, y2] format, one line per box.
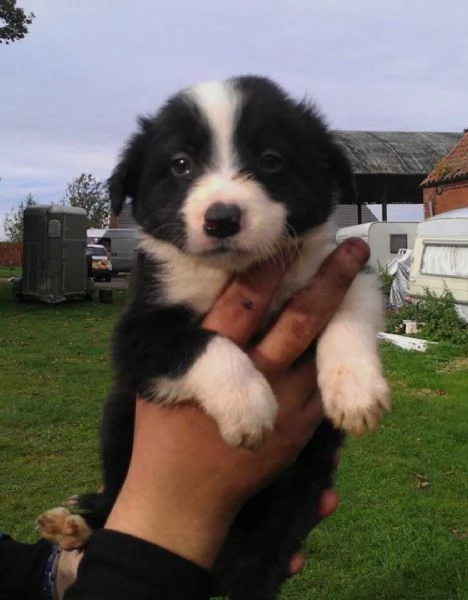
[43, 544, 61, 600]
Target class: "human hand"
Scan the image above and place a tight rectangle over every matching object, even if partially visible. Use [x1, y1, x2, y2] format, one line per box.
[105, 239, 369, 569]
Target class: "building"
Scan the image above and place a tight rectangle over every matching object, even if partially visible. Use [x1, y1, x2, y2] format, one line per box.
[109, 202, 133, 229]
[421, 129, 468, 218]
[334, 130, 461, 221]
[109, 130, 462, 228]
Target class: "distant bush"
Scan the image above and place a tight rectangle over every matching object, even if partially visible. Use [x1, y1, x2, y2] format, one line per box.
[386, 289, 468, 346]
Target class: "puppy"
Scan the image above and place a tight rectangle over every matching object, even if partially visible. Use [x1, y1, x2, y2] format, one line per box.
[37, 75, 390, 600]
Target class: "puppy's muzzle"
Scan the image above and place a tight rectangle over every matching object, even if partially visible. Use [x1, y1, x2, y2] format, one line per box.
[203, 202, 242, 238]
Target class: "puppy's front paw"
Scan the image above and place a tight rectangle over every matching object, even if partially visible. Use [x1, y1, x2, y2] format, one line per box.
[36, 507, 92, 550]
[319, 360, 391, 435]
[216, 364, 277, 450]
[155, 336, 277, 450]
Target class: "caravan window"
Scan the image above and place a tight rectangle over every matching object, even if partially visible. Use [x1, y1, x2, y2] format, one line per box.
[421, 244, 468, 277]
[390, 234, 408, 254]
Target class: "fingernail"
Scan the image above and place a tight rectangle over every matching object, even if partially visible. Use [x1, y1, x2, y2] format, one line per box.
[344, 238, 370, 266]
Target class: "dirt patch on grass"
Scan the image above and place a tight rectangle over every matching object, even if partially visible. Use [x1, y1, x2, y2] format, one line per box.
[437, 357, 468, 373]
[408, 388, 446, 397]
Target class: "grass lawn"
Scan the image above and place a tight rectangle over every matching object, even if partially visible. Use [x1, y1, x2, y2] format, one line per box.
[0, 265, 21, 278]
[0, 281, 467, 599]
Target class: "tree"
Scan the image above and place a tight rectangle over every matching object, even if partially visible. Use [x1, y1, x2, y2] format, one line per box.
[63, 173, 110, 229]
[3, 192, 37, 242]
[0, 0, 35, 44]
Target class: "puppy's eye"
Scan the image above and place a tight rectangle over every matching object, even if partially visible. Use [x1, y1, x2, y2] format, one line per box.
[259, 150, 284, 174]
[171, 154, 193, 177]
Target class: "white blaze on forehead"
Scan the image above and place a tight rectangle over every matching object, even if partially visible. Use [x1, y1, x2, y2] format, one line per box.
[188, 80, 240, 173]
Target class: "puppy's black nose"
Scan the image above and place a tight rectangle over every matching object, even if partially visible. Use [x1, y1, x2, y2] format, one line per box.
[203, 203, 242, 238]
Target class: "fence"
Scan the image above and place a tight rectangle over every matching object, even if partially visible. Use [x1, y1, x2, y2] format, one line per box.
[0, 242, 22, 267]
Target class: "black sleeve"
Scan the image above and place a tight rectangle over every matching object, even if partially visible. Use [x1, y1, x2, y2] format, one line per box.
[0, 532, 52, 600]
[64, 529, 212, 600]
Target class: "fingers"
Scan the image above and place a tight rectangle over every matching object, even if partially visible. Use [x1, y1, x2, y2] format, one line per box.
[274, 358, 318, 416]
[250, 239, 369, 379]
[274, 376, 323, 458]
[317, 488, 340, 519]
[288, 551, 306, 576]
[201, 254, 293, 347]
[287, 488, 340, 578]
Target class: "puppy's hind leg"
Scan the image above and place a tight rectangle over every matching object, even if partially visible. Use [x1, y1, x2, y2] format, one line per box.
[36, 507, 92, 550]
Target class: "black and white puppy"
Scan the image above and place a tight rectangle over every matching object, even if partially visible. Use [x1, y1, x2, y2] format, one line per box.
[38, 75, 390, 599]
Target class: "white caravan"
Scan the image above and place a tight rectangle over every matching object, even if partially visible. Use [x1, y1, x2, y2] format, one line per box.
[336, 222, 418, 270]
[409, 208, 468, 306]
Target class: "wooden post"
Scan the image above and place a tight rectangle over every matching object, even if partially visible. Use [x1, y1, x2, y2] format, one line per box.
[381, 185, 388, 221]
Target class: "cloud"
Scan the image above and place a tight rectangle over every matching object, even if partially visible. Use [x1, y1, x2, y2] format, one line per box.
[1, 0, 467, 238]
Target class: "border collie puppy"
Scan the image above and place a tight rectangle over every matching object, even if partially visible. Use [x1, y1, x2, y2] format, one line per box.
[37, 75, 390, 599]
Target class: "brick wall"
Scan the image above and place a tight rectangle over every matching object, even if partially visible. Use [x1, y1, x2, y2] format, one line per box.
[423, 180, 468, 218]
[0, 242, 22, 267]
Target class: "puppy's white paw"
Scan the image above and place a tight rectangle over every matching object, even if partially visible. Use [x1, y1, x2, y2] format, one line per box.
[155, 336, 277, 450]
[215, 365, 277, 450]
[36, 507, 92, 550]
[319, 360, 391, 435]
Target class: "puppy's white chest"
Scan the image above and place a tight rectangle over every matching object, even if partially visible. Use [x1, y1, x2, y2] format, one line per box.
[161, 261, 228, 315]
[142, 230, 336, 317]
[269, 239, 336, 316]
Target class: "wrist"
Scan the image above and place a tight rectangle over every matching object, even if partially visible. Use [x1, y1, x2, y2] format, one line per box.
[104, 475, 237, 570]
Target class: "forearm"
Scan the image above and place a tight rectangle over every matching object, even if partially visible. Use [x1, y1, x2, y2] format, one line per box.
[103, 406, 240, 571]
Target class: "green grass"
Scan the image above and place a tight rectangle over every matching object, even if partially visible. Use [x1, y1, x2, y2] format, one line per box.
[0, 265, 21, 278]
[0, 283, 127, 538]
[0, 282, 467, 599]
[282, 343, 468, 600]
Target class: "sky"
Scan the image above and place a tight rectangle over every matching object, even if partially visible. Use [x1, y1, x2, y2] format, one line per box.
[1, 0, 467, 238]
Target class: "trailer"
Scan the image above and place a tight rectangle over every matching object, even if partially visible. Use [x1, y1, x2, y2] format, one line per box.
[408, 208, 468, 309]
[336, 222, 418, 271]
[13, 205, 94, 303]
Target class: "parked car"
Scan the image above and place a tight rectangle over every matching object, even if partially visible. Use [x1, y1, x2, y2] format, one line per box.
[86, 244, 112, 282]
[87, 228, 138, 275]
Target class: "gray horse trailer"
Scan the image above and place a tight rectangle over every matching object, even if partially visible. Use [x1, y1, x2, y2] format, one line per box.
[14, 205, 94, 303]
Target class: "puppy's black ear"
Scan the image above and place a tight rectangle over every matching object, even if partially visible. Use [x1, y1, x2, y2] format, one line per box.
[108, 116, 152, 216]
[329, 142, 357, 203]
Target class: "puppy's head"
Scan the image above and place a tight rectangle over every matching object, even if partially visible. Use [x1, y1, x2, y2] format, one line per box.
[110, 76, 355, 269]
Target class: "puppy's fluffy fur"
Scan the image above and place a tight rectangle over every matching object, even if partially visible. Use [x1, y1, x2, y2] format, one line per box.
[37, 76, 390, 600]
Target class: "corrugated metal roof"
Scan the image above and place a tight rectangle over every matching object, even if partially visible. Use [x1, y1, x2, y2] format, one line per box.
[421, 130, 468, 186]
[333, 131, 462, 176]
